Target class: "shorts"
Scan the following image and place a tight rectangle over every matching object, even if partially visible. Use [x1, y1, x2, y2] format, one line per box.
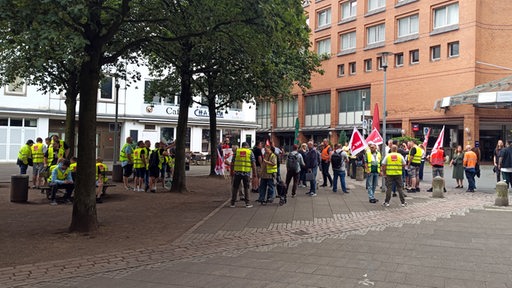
[134, 168, 146, 178]
[408, 165, 420, 178]
[123, 164, 133, 177]
[149, 167, 160, 178]
[32, 163, 45, 175]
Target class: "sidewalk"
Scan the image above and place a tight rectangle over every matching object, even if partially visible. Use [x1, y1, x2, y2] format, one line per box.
[2, 164, 511, 288]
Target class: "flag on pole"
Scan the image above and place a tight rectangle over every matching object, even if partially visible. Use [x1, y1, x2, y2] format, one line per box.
[365, 127, 383, 145]
[431, 126, 445, 154]
[214, 149, 224, 175]
[266, 139, 270, 146]
[422, 127, 431, 148]
[348, 127, 368, 155]
[372, 103, 380, 132]
[294, 117, 300, 145]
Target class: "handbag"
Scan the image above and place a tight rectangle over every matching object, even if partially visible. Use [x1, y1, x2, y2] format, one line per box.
[305, 171, 315, 181]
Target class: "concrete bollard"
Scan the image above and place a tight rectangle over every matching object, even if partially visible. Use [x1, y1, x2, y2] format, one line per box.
[495, 181, 509, 206]
[356, 166, 364, 181]
[432, 176, 444, 198]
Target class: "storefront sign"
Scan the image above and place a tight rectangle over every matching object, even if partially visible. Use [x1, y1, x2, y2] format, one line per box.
[193, 108, 224, 118]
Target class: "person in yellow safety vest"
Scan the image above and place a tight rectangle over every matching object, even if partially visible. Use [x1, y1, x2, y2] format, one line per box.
[31, 137, 45, 188]
[158, 142, 169, 188]
[17, 139, 34, 175]
[119, 137, 134, 190]
[69, 156, 78, 182]
[49, 159, 74, 206]
[51, 135, 70, 159]
[381, 145, 407, 207]
[143, 140, 152, 191]
[230, 142, 257, 208]
[407, 141, 423, 192]
[95, 157, 108, 203]
[426, 147, 446, 192]
[364, 142, 381, 204]
[132, 141, 147, 192]
[256, 145, 278, 205]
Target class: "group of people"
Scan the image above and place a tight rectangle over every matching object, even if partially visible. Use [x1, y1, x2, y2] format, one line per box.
[119, 137, 175, 193]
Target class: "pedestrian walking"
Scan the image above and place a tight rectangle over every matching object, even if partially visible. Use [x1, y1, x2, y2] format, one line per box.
[498, 140, 512, 188]
[331, 143, 349, 194]
[381, 145, 407, 207]
[463, 145, 478, 192]
[305, 141, 320, 196]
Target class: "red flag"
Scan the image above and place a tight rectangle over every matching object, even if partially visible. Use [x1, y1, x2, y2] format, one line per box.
[348, 127, 368, 155]
[372, 103, 380, 132]
[422, 127, 431, 148]
[266, 139, 270, 146]
[215, 149, 224, 175]
[431, 126, 445, 154]
[365, 127, 383, 145]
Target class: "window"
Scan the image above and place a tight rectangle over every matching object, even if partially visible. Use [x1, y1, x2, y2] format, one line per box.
[99, 77, 113, 100]
[397, 14, 419, 38]
[340, 31, 356, 51]
[367, 24, 385, 45]
[24, 119, 37, 127]
[433, 3, 459, 29]
[305, 93, 330, 115]
[338, 64, 345, 77]
[448, 41, 459, 57]
[338, 88, 371, 112]
[144, 124, 156, 131]
[317, 38, 331, 55]
[410, 49, 419, 64]
[368, 0, 385, 12]
[256, 101, 271, 130]
[349, 62, 356, 75]
[341, 0, 357, 20]
[276, 98, 298, 128]
[395, 53, 404, 67]
[4, 77, 26, 96]
[364, 59, 372, 72]
[317, 8, 331, 29]
[376, 56, 383, 70]
[431, 45, 441, 60]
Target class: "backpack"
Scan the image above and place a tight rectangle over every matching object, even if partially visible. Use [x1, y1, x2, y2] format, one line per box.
[286, 152, 299, 171]
[149, 150, 160, 168]
[331, 151, 342, 170]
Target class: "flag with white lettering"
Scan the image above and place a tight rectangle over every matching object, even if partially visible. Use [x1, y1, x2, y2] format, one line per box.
[348, 127, 368, 155]
[365, 127, 383, 145]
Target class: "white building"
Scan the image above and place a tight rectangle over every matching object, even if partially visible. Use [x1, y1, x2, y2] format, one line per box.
[0, 66, 258, 162]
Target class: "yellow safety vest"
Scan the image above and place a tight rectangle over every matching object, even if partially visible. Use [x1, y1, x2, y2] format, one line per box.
[133, 148, 144, 169]
[119, 143, 131, 162]
[385, 152, 403, 176]
[48, 164, 58, 182]
[55, 167, 71, 181]
[96, 162, 108, 183]
[409, 146, 423, 165]
[365, 150, 381, 173]
[266, 153, 278, 174]
[18, 144, 32, 164]
[31, 143, 44, 163]
[69, 162, 77, 172]
[233, 148, 252, 173]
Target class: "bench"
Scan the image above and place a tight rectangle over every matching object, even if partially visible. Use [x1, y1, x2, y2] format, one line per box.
[38, 183, 116, 201]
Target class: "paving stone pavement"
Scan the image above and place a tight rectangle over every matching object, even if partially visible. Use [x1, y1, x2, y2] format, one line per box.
[1, 164, 510, 288]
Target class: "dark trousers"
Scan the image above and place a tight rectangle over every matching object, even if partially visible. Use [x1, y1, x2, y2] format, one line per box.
[321, 161, 332, 186]
[385, 175, 405, 204]
[50, 183, 74, 201]
[231, 174, 250, 205]
[465, 168, 476, 190]
[501, 171, 512, 188]
[285, 170, 299, 196]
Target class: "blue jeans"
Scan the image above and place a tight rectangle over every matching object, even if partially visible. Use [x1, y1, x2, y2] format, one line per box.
[258, 178, 275, 202]
[465, 168, 476, 190]
[309, 166, 318, 194]
[366, 172, 379, 199]
[332, 169, 347, 193]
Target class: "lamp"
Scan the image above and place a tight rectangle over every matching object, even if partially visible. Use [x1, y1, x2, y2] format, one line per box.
[361, 91, 367, 136]
[377, 51, 393, 157]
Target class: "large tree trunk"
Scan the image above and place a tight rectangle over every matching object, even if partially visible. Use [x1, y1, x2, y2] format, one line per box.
[170, 49, 192, 193]
[64, 74, 79, 158]
[208, 95, 218, 176]
[69, 57, 100, 233]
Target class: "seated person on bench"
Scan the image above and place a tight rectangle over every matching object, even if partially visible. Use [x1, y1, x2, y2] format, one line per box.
[49, 159, 74, 206]
[95, 157, 108, 203]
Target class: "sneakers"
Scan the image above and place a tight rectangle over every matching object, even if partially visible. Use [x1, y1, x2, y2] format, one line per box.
[343, 191, 349, 194]
[382, 202, 390, 207]
[229, 204, 236, 208]
[310, 193, 317, 197]
[369, 199, 379, 203]
[246, 204, 253, 208]
[401, 202, 408, 207]
[50, 200, 58, 206]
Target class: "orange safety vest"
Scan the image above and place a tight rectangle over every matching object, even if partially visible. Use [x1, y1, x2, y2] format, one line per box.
[321, 145, 331, 161]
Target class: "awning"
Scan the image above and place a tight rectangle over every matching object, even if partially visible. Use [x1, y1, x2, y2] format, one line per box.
[434, 75, 512, 111]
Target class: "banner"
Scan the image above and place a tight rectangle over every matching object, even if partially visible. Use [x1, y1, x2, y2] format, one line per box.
[422, 127, 431, 148]
[294, 118, 300, 145]
[348, 127, 368, 155]
[214, 149, 224, 175]
[365, 127, 383, 145]
[431, 126, 445, 154]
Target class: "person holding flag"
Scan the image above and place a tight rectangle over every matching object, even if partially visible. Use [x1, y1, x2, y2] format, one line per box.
[426, 126, 446, 192]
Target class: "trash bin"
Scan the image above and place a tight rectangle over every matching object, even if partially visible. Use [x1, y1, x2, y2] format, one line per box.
[10, 174, 29, 203]
[112, 164, 123, 182]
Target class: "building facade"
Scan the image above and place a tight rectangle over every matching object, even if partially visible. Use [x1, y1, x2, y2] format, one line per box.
[0, 65, 258, 162]
[258, 0, 512, 161]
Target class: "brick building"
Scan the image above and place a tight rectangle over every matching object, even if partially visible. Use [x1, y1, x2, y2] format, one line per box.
[256, 0, 512, 161]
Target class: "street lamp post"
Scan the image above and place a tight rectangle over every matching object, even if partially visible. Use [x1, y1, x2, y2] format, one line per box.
[361, 91, 366, 136]
[378, 52, 392, 154]
[113, 79, 120, 165]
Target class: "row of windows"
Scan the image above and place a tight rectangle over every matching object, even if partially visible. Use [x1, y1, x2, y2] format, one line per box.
[314, 2, 459, 55]
[337, 41, 459, 76]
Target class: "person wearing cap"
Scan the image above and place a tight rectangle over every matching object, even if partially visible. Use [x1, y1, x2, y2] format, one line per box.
[17, 139, 34, 174]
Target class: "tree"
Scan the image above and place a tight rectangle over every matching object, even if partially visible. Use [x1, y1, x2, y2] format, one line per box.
[146, 0, 321, 190]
